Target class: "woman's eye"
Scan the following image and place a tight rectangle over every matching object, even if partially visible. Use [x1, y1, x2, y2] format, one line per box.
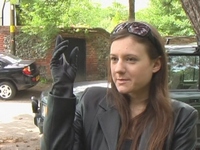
[110, 57, 118, 61]
[126, 57, 137, 62]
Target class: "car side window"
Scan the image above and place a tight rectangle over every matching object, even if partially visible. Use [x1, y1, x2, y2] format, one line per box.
[168, 55, 199, 89]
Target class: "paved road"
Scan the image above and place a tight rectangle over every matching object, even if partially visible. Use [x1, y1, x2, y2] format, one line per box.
[0, 83, 50, 150]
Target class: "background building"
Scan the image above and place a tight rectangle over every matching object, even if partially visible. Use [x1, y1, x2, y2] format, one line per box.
[0, 1, 17, 26]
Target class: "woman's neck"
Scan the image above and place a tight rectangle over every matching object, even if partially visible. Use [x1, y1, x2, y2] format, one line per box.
[129, 93, 148, 118]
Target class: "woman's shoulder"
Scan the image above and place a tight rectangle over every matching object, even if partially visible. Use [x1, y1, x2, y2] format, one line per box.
[171, 99, 197, 113]
[79, 86, 108, 106]
[171, 99, 198, 121]
[76, 87, 110, 125]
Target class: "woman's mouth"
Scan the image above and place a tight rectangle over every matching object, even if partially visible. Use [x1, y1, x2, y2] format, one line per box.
[116, 79, 129, 84]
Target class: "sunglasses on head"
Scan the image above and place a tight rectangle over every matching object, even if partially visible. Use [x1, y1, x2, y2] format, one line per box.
[111, 21, 162, 55]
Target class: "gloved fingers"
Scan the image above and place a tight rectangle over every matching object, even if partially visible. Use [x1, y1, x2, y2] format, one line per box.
[53, 39, 69, 55]
[53, 35, 69, 62]
[51, 45, 68, 66]
[52, 44, 68, 59]
[56, 40, 69, 51]
[69, 46, 79, 69]
[59, 55, 64, 65]
[62, 54, 70, 66]
[55, 35, 64, 47]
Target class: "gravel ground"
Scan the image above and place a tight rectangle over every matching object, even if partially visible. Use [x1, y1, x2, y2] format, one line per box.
[0, 82, 51, 150]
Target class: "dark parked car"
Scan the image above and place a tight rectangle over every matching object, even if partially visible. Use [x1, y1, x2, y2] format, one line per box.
[32, 43, 200, 149]
[31, 80, 109, 134]
[0, 52, 40, 100]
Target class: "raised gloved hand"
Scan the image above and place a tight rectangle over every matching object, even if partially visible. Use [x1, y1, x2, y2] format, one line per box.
[50, 35, 79, 97]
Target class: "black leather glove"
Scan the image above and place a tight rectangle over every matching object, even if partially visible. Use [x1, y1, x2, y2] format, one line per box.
[50, 35, 79, 97]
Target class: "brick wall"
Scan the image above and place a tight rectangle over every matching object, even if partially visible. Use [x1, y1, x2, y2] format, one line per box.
[0, 26, 9, 51]
[0, 26, 110, 82]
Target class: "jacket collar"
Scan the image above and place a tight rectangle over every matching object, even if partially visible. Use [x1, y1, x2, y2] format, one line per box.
[98, 95, 120, 150]
[97, 95, 152, 150]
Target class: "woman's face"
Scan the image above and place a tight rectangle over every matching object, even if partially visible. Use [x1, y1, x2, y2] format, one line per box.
[110, 36, 160, 96]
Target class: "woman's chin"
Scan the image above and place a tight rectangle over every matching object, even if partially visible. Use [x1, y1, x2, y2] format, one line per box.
[116, 88, 129, 94]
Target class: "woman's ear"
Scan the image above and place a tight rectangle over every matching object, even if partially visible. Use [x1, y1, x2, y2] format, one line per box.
[152, 57, 161, 73]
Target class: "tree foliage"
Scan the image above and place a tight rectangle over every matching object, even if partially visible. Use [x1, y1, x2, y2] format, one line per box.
[136, 0, 194, 36]
[14, 0, 197, 57]
[16, 0, 127, 55]
[19, 0, 128, 34]
[18, 0, 195, 37]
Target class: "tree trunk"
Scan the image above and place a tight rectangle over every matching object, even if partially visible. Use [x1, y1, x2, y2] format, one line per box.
[128, 0, 135, 21]
[180, 0, 200, 45]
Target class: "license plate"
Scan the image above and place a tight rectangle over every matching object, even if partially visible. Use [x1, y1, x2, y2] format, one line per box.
[36, 75, 40, 81]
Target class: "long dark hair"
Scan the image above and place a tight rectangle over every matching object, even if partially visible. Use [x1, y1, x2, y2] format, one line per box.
[107, 21, 174, 150]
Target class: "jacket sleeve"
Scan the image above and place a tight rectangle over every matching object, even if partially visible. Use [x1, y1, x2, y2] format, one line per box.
[40, 93, 77, 150]
[171, 106, 198, 150]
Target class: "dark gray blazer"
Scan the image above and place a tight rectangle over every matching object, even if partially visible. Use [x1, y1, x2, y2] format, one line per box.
[41, 87, 198, 150]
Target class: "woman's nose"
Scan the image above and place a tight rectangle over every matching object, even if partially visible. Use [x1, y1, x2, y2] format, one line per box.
[114, 60, 126, 74]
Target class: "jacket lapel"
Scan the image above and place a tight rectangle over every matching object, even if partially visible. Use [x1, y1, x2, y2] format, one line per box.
[97, 98, 121, 150]
[138, 123, 152, 150]
[96, 96, 153, 150]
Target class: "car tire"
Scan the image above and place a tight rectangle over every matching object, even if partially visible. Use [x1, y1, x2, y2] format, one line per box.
[0, 82, 17, 100]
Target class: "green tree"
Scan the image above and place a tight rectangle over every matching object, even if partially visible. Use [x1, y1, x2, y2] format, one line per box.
[102, 2, 128, 32]
[19, 0, 127, 33]
[136, 0, 194, 36]
[15, 0, 127, 57]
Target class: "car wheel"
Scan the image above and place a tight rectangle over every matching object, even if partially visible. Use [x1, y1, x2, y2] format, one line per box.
[0, 82, 16, 100]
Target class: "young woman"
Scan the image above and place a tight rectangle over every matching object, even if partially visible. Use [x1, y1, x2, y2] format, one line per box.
[41, 21, 198, 150]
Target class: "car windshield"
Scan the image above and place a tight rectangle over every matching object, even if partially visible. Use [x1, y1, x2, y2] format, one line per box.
[0, 53, 22, 63]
